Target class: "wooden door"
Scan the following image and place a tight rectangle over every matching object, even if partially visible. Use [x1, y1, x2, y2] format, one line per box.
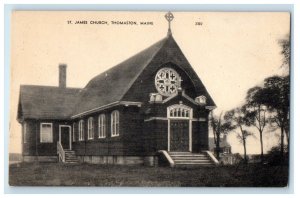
[60, 127, 70, 150]
[170, 120, 189, 151]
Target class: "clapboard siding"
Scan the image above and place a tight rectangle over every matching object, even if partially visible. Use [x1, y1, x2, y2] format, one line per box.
[22, 119, 71, 156]
[18, 35, 215, 162]
[122, 106, 145, 155]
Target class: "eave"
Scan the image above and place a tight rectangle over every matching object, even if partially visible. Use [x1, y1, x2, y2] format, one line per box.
[71, 101, 142, 119]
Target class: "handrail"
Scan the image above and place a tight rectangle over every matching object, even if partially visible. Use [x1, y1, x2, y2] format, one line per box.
[158, 150, 175, 167]
[205, 150, 219, 165]
[57, 141, 65, 162]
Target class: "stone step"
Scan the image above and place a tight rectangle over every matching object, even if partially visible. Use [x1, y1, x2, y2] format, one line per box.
[65, 158, 78, 162]
[65, 152, 75, 154]
[65, 161, 78, 164]
[175, 161, 213, 165]
[173, 158, 211, 162]
[175, 164, 214, 167]
[65, 159, 78, 161]
[65, 156, 76, 158]
[169, 152, 191, 154]
[59, 149, 78, 163]
[65, 157, 77, 160]
[65, 155, 77, 158]
[65, 154, 76, 156]
[170, 155, 207, 157]
[167, 151, 215, 167]
[65, 153, 76, 156]
[171, 156, 208, 159]
[169, 152, 206, 154]
[169, 153, 207, 156]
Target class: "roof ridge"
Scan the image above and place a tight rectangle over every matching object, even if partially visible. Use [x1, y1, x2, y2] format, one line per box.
[120, 36, 169, 101]
[20, 84, 82, 90]
[71, 36, 169, 116]
[85, 36, 168, 89]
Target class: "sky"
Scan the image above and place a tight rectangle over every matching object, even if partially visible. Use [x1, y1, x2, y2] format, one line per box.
[10, 11, 290, 154]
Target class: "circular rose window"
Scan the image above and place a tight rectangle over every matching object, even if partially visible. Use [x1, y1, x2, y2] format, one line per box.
[155, 68, 181, 96]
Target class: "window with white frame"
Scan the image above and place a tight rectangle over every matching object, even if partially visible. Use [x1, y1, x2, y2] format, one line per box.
[169, 105, 192, 119]
[40, 123, 53, 143]
[195, 95, 207, 105]
[111, 111, 119, 137]
[72, 122, 76, 142]
[98, 114, 106, 138]
[79, 120, 84, 141]
[88, 117, 94, 140]
[23, 122, 27, 143]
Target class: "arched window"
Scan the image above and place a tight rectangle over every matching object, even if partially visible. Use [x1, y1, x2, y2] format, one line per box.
[98, 114, 106, 138]
[78, 120, 84, 141]
[111, 110, 119, 137]
[88, 117, 94, 140]
[168, 105, 192, 119]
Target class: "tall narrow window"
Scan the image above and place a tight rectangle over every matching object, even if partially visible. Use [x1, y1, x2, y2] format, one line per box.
[23, 122, 27, 143]
[72, 122, 76, 142]
[98, 114, 106, 138]
[88, 117, 94, 140]
[111, 110, 119, 137]
[79, 120, 84, 141]
[40, 123, 53, 143]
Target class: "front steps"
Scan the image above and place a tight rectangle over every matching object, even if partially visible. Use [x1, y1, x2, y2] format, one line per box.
[159, 150, 218, 167]
[169, 152, 214, 166]
[64, 150, 78, 164]
[57, 142, 78, 164]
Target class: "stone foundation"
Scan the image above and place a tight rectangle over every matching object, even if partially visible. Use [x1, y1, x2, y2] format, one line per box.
[22, 155, 158, 166]
[23, 155, 58, 162]
[77, 155, 158, 166]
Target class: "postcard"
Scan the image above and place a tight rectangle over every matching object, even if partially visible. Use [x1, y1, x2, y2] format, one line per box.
[9, 11, 290, 187]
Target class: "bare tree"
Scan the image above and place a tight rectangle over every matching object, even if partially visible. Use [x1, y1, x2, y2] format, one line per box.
[236, 129, 254, 163]
[210, 111, 232, 160]
[259, 76, 290, 160]
[278, 35, 290, 74]
[245, 86, 269, 162]
[224, 106, 254, 163]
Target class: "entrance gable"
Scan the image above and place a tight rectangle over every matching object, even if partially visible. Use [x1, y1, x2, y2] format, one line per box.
[162, 92, 201, 113]
[121, 35, 216, 108]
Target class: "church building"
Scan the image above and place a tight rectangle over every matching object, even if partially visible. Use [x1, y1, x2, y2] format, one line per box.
[17, 12, 218, 166]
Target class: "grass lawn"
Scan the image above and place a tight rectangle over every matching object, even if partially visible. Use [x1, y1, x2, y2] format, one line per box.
[9, 162, 288, 187]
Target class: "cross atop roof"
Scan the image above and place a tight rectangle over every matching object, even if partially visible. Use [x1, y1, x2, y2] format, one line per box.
[165, 11, 174, 36]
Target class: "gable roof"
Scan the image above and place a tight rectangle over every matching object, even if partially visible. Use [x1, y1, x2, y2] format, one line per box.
[71, 37, 168, 116]
[72, 35, 216, 117]
[18, 35, 216, 120]
[18, 85, 81, 121]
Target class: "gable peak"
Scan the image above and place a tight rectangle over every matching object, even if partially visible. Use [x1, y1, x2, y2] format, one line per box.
[165, 11, 174, 37]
